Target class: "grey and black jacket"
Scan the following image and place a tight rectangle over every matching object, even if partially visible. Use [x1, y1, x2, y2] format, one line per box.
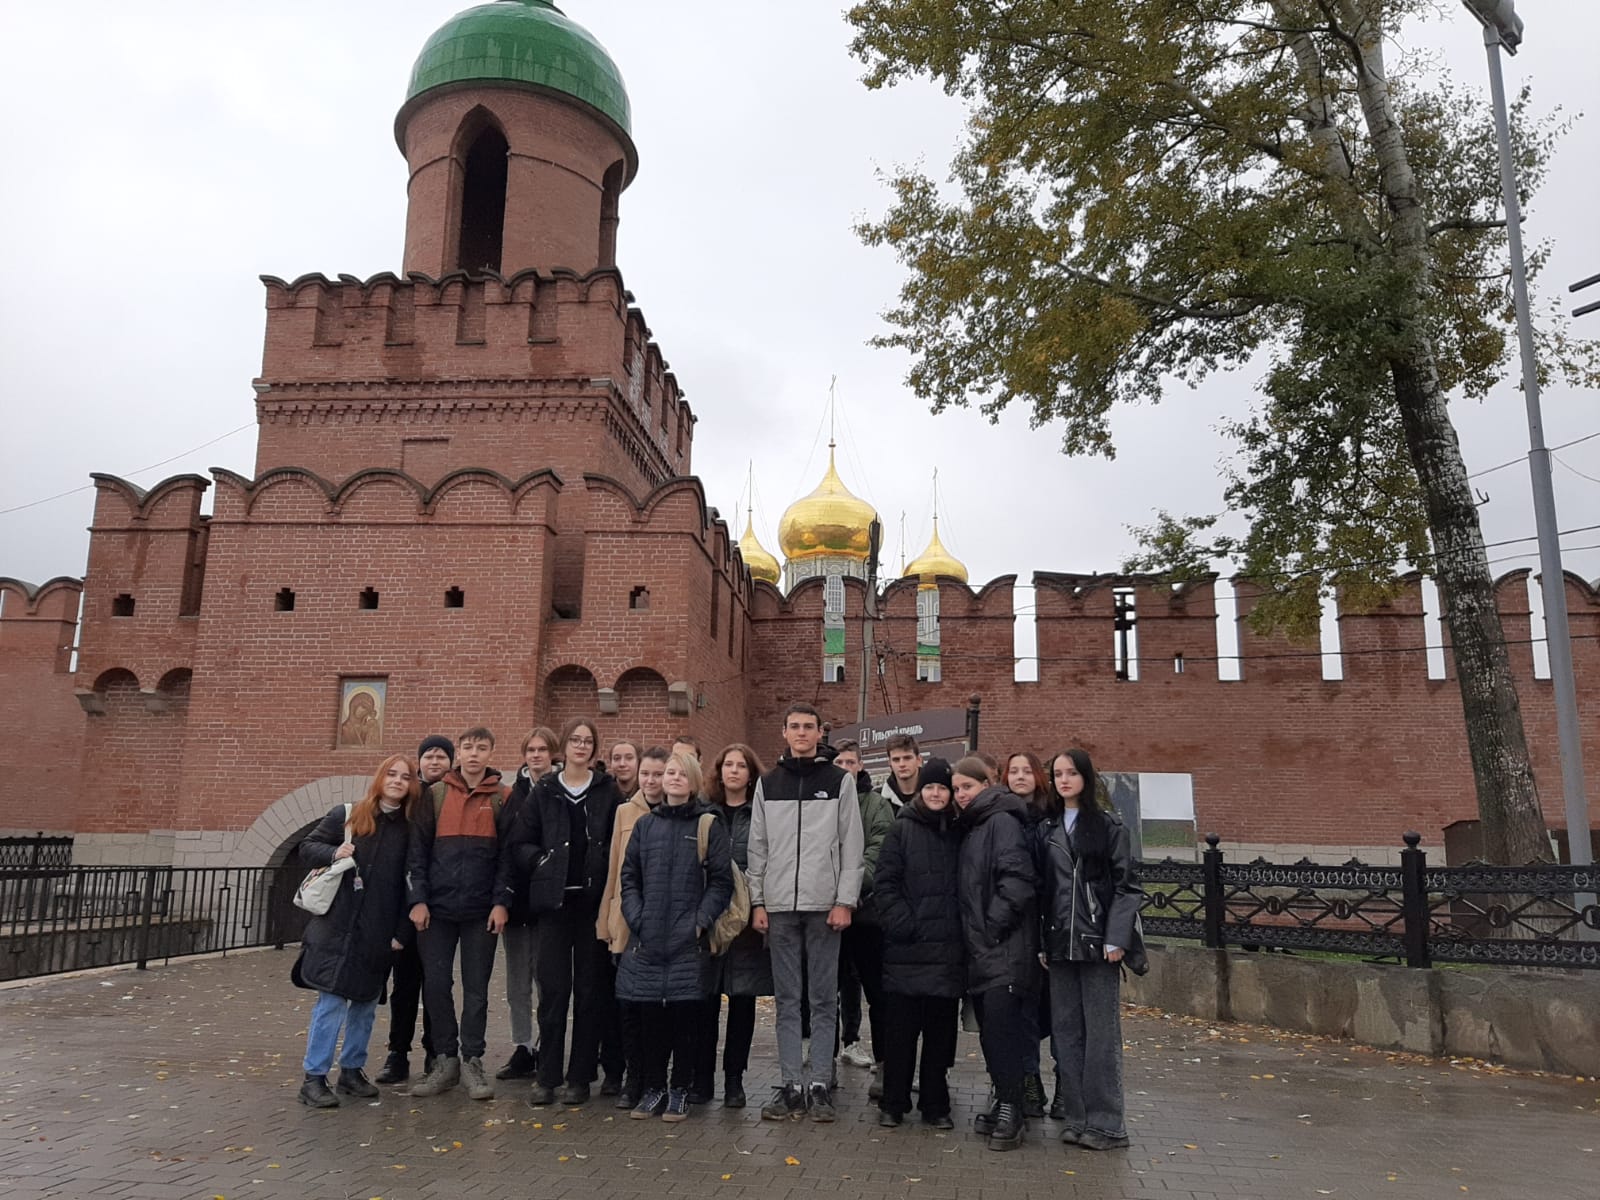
[1035, 806, 1143, 963]
[747, 754, 864, 912]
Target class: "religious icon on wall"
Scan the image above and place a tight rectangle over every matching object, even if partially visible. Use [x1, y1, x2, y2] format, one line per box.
[337, 679, 385, 748]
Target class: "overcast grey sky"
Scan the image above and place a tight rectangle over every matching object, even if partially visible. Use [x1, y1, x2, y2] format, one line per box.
[2, 2, 1596, 648]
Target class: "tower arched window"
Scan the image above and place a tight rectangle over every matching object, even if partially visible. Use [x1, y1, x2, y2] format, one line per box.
[456, 125, 509, 273]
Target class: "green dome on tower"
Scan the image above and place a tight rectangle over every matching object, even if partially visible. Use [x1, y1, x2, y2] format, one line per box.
[400, 1, 633, 157]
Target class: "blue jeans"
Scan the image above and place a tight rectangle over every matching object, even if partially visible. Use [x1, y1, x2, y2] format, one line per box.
[303, 990, 379, 1077]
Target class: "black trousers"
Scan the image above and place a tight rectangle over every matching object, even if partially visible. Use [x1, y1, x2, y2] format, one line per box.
[839, 922, 886, 1060]
[619, 990, 643, 1083]
[839, 948, 862, 1044]
[691, 994, 721, 1094]
[880, 992, 959, 1117]
[599, 955, 624, 1079]
[417, 917, 497, 1061]
[534, 900, 611, 1087]
[723, 994, 757, 1076]
[637, 1001, 698, 1091]
[973, 986, 1030, 1106]
[385, 938, 435, 1057]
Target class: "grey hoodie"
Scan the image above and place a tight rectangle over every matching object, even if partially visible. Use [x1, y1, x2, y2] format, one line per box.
[747, 754, 864, 912]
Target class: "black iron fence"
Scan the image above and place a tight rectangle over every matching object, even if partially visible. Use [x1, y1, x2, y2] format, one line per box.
[7, 832, 1598, 982]
[1139, 833, 1600, 970]
[0, 866, 305, 981]
[0, 834, 74, 873]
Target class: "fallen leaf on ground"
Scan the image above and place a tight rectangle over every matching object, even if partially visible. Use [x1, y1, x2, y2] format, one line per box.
[785, 1156, 800, 1166]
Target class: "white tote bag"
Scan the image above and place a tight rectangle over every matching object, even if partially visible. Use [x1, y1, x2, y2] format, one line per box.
[292, 803, 356, 915]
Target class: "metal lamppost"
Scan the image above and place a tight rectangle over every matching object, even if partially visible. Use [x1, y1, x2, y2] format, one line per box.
[1463, 0, 1591, 865]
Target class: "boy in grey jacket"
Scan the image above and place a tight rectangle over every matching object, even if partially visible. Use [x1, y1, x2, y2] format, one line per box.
[747, 703, 865, 1122]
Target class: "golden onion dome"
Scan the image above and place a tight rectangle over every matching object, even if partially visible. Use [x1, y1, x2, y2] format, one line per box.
[738, 514, 782, 586]
[778, 445, 877, 562]
[904, 518, 968, 584]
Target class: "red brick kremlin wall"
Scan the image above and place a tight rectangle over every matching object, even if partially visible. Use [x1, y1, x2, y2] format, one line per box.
[4, 508, 1598, 857]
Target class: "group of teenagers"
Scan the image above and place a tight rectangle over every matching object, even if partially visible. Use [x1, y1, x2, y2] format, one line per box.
[292, 702, 1144, 1152]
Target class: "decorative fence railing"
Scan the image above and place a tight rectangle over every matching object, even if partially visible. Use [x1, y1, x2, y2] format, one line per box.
[0, 834, 74, 873]
[0, 866, 306, 981]
[6, 833, 1597, 982]
[1138, 833, 1600, 970]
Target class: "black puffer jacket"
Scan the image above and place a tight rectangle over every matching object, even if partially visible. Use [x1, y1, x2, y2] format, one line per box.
[875, 799, 965, 997]
[713, 800, 773, 997]
[1036, 806, 1143, 962]
[957, 786, 1041, 996]
[496, 767, 624, 915]
[616, 800, 734, 1005]
[299, 803, 411, 1001]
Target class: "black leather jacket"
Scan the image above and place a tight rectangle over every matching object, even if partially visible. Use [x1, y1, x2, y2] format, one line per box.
[1035, 807, 1143, 963]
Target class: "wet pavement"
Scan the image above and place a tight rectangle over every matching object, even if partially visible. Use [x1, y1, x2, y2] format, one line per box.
[0, 949, 1593, 1199]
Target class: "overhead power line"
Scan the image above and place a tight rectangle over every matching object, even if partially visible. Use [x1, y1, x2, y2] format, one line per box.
[0, 422, 255, 517]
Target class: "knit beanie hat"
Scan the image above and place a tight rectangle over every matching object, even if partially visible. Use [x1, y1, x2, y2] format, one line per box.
[918, 756, 953, 793]
[417, 734, 455, 764]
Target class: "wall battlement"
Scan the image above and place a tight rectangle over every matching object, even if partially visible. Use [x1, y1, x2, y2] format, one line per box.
[256, 269, 691, 485]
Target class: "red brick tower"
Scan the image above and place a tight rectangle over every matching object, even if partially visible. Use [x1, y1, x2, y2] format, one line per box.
[55, 1, 755, 867]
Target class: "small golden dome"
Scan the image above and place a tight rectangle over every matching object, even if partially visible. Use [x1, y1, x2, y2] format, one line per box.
[739, 514, 781, 586]
[904, 518, 968, 584]
[778, 445, 877, 562]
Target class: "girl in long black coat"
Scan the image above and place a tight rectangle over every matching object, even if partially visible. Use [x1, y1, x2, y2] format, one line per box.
[296, 754, 417, 1108]
[616, 752, 733, 1122]
[953, 755, 1041, 1150]
[873, 757, 965, 1128]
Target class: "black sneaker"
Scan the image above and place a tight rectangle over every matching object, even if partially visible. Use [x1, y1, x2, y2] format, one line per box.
[496, 1045, 537, 1081]
[556, 1082, 590, 1105]
[527, 1082, 556, 1107]
[663, 1088, 691, 1122]
[687, 1087, 713, 1105]
[298, 1074, 340, 1108]
[808, 1082, 836, 1123]
[373, 1052, 409, 1085]
[335, 1068, 379, 1099]
[1022, 1073, 1046, 1119]
[615, 1074, 641, 1110]
[723, 1074, 746, 1109]
[599, 1072, 622, 1097]
[631, 1088, 668, 1119]
[760, 1084, 807, 1121]
[879, 1108, 903, 1127]
[923, 1112, 955, 1130]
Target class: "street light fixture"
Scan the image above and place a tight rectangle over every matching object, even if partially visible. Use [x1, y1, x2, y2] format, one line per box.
[1461, 0, 1591, 865]
[1463, 0, 1523, 51]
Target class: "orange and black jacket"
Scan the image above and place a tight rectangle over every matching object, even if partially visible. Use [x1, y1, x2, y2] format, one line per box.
[405, 767, 512, 922]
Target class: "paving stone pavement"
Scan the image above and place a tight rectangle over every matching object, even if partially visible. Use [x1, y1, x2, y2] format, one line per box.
[0, 949, 1594, 1200]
